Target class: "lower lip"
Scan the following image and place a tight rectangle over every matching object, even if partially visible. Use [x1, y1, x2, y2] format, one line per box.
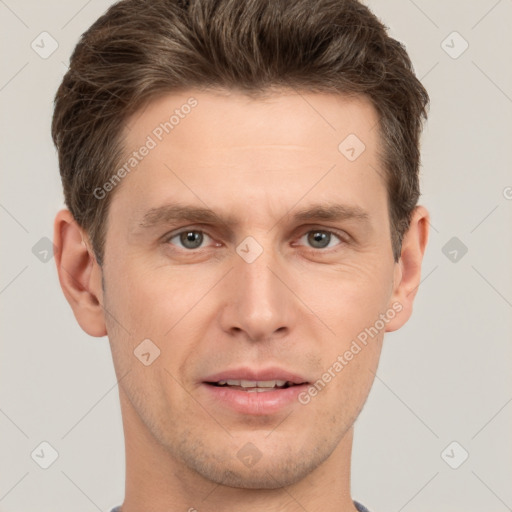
[201, 383, 309, 415]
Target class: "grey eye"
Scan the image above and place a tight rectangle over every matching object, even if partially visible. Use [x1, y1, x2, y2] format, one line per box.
[181, 231, 203, 249]
[300, 230, 342, 249]
[168, 230, 209, 249]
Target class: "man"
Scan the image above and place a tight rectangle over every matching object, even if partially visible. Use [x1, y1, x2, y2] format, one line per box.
[52, 0, 430, 510]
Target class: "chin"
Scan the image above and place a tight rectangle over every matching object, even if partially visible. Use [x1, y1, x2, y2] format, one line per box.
[199, 463, 311, 489]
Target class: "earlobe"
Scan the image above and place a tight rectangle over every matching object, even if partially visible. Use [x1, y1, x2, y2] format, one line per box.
[53, 209, 107, 337]
[385, 205, 430, 333]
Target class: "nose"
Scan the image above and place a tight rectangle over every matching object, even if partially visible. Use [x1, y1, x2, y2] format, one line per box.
[218, 241, 295, 342]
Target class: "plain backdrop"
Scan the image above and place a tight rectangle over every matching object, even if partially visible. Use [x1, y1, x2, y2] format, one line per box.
[1, 1, 511, 511]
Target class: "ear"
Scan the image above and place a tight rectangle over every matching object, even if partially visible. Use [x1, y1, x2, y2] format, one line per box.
[385, 205, 430, 332]
[53, 209, 107, 337]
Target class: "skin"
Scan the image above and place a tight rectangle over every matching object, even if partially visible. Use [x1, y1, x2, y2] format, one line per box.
[54, 89, 429, 512]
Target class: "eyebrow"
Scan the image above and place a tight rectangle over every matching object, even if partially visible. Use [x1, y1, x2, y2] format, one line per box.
[136, 202, 371, 231]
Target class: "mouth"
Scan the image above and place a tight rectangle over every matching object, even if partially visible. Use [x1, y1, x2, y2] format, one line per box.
[205, 379, 306, 392]
[201, 368, 310, 415]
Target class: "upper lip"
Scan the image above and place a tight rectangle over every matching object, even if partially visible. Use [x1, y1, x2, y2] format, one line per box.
[203, 367, 309, 384]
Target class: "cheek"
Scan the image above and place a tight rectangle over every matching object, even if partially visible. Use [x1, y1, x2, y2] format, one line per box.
[339, 342, 382, 414]
[105, 259, 186, 336]
[306, 327, 383, 418]
[296, 258, 394, 334]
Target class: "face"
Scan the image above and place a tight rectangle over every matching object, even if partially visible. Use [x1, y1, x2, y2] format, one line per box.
[89, 89, 411, 488]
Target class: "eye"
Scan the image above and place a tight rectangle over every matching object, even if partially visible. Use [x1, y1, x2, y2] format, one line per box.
[164, 227, 347, 252]
[166, 229, 213, 250]
[298, 229, 345, 250]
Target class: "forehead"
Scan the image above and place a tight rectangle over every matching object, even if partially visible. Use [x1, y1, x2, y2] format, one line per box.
[124, 88, 380, 157]
[110, 88, 385, 229]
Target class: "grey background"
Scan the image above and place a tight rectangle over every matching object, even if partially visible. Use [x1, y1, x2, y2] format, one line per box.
[1, 1, 511, 511]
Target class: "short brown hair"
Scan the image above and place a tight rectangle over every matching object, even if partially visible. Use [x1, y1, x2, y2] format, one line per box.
[52, 0, 429, 266]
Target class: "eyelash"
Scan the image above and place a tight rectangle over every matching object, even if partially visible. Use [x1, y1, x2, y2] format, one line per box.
[163, 227, 349, 252]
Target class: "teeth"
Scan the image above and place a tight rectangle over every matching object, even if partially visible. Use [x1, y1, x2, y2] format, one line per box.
[220, 379, 289, 388]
